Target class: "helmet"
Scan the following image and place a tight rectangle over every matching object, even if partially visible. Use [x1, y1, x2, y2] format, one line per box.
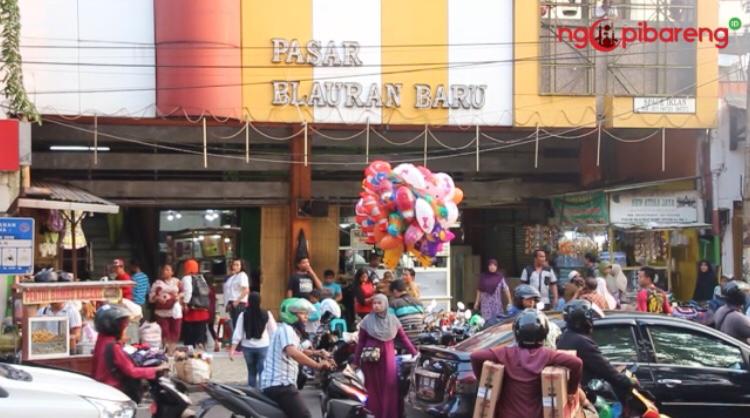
[725, 282, 750, 307]
[513, 309, 549, 349]
[319, 298, 342, 321]
[513, 285, 541, 310]
[57, 271, 74, 282]
[280, 298, 316, 325]
[94, 305, 131, 336]
[563, 299, 596, 333]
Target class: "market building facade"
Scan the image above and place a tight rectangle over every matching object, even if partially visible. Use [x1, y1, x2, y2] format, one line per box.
[1, 0, 726, 324]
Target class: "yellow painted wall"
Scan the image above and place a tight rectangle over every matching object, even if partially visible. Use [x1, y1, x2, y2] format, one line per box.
[241, 0, 313, 122]
[606, 0, 719, 128]
[381, 0, 448, 125]
[513, 1, 597, 128]
[260, 206, 290, 316]
[672, 229, 700, 301]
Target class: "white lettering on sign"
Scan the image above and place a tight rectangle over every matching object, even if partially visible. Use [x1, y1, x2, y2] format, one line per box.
[269, 38, 487, 110]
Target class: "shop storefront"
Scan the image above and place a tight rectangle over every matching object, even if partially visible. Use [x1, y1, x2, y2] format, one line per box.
[549, 178, 709, 301]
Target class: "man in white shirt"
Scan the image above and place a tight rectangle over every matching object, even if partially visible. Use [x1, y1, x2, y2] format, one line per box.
[260, 298, 334, 418]
[520, 249, 559, 309]
[37, 302, 83, 350]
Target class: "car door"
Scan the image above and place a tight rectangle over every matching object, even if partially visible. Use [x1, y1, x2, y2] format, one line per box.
[591, 320, 655, 389]
[641, 323, 750, 418]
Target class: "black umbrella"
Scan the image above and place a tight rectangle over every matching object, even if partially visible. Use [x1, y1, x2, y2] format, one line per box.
[295, 228, 309, 262]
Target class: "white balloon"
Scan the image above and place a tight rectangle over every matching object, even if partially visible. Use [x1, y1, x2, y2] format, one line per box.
[394, 163, 426, 191]
[442, 202, 459, 228]
[415, 198, 436, 233]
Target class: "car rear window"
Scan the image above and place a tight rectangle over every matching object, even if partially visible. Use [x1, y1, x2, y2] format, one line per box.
[454, 322, 514, 352]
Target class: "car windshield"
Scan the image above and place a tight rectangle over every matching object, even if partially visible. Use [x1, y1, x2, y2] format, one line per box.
[0, 363, 32, 382]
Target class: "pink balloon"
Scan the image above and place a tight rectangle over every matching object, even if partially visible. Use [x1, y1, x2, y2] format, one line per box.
[393, 163, 426, 191]
[365, 160, 392, 178]
[433, 173, 455, 200]
[404, 223, 425, 246]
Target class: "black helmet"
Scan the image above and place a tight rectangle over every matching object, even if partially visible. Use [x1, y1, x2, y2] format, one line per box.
[94, 305, 130, 336]
[563, 299, 596, 333]
[513, 309, 549, 349]
[725, 282, 749, 307]
[513, 285, 541, 310]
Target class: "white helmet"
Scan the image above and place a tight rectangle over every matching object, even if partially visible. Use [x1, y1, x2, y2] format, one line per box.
[320, 298, 342, 319]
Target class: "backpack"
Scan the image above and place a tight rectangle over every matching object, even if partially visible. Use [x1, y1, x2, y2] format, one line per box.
[646, 288, 665, 313]
[188, 274, 210, 309]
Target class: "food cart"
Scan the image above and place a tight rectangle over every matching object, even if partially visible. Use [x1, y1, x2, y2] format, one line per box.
[14, 280, 132, 374]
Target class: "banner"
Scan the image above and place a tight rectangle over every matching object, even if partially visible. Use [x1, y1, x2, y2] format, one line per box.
[552, 192, 608, 225]
[610, 190, 702, 227]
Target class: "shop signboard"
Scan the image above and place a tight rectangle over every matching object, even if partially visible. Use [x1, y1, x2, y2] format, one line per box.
[17, 282, 125, 305]
[552, 192, 608, 225]
[634, 97, 696, 114]
[609, 190, 702, 227]
[0, 217, 34, 274]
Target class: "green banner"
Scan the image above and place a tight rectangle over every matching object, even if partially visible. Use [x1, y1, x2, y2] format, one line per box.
[553, 192, 608, 225]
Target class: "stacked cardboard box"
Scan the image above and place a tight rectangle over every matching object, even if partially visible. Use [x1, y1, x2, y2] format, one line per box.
[473, 361, 504, 418]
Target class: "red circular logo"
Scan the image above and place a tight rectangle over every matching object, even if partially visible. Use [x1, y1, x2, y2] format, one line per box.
[589, 18, 620, 52]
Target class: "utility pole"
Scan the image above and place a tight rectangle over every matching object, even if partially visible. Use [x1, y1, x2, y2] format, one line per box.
[743, 53, 750, 279]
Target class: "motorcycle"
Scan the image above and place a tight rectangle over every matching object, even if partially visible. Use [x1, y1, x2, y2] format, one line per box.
[586, 365, 670, 418]
[149, 376, 194, 418]
[320, 354, 416, 418]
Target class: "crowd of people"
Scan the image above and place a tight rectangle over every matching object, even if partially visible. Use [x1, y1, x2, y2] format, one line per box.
[64, 248, 750, 418]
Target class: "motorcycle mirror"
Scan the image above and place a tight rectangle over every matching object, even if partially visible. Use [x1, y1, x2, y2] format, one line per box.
[464, 310, 472, 320]
[457, 302, 465, 311]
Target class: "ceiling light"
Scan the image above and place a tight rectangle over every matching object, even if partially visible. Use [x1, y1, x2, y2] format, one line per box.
[166, 214, 174, 221]
[50, 145, 110, 152]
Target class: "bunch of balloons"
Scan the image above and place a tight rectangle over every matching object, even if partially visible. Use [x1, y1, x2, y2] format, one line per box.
[355, 161, 463, 268]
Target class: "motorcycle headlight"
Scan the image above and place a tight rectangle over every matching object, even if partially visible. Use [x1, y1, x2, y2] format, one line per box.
[85, 397, 136, 418]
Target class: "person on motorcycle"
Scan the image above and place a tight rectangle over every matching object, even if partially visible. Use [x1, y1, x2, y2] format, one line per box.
[91, 305, 169, 402]
[259, 298, 335, 418]
[713, 282, 750, 343]
[470, 309, 582, 418]
[556, 300, 637, 403]
[505, 284, 561, 348]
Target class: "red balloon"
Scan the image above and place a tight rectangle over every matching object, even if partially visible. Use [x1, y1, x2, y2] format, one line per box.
[365, 160, 392, 178]
[395, 186, 415, 221]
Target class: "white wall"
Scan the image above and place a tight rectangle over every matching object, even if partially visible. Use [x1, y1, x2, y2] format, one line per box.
[20, 0, 156, 116]
[711, 100, 746, 276]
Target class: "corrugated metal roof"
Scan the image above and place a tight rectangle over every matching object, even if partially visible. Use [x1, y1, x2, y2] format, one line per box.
[30, 181, 116, 206]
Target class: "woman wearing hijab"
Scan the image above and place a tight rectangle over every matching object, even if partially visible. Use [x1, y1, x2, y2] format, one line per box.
[475, 259, 512, 321]
[694, 260, 716, 302]
[353, 294, 418, 418]
[229, 292, 277, 387]
[604, 264, 629, 305]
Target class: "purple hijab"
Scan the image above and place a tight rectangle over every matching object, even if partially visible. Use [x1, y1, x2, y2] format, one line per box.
[479, 259, 505, 294]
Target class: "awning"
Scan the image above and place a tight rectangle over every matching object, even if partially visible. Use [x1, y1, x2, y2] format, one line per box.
[549, 176, 699, 198]
[15, 181, 119, 214]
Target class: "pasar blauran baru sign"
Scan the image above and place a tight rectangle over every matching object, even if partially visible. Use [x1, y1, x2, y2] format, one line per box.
[270, 38, 488, 110]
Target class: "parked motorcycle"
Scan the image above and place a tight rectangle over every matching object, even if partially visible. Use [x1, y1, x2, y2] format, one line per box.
[320, 354, 416, 418]
[586, 365, 670, 418]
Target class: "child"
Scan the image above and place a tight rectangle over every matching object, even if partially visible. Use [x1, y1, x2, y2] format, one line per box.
[322, 269, 343, 302]
[305, 289, 323, 334]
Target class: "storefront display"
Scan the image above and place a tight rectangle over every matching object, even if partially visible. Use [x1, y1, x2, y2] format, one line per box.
[28, 316, 69, 360]
[14, 280, 132, 374]
[523, 225, 560, 255]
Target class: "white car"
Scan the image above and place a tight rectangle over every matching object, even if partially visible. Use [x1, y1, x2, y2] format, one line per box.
[0, 362, 136, 418]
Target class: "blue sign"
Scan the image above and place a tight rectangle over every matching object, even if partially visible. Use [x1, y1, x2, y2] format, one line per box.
[0, 217, 35, 274]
